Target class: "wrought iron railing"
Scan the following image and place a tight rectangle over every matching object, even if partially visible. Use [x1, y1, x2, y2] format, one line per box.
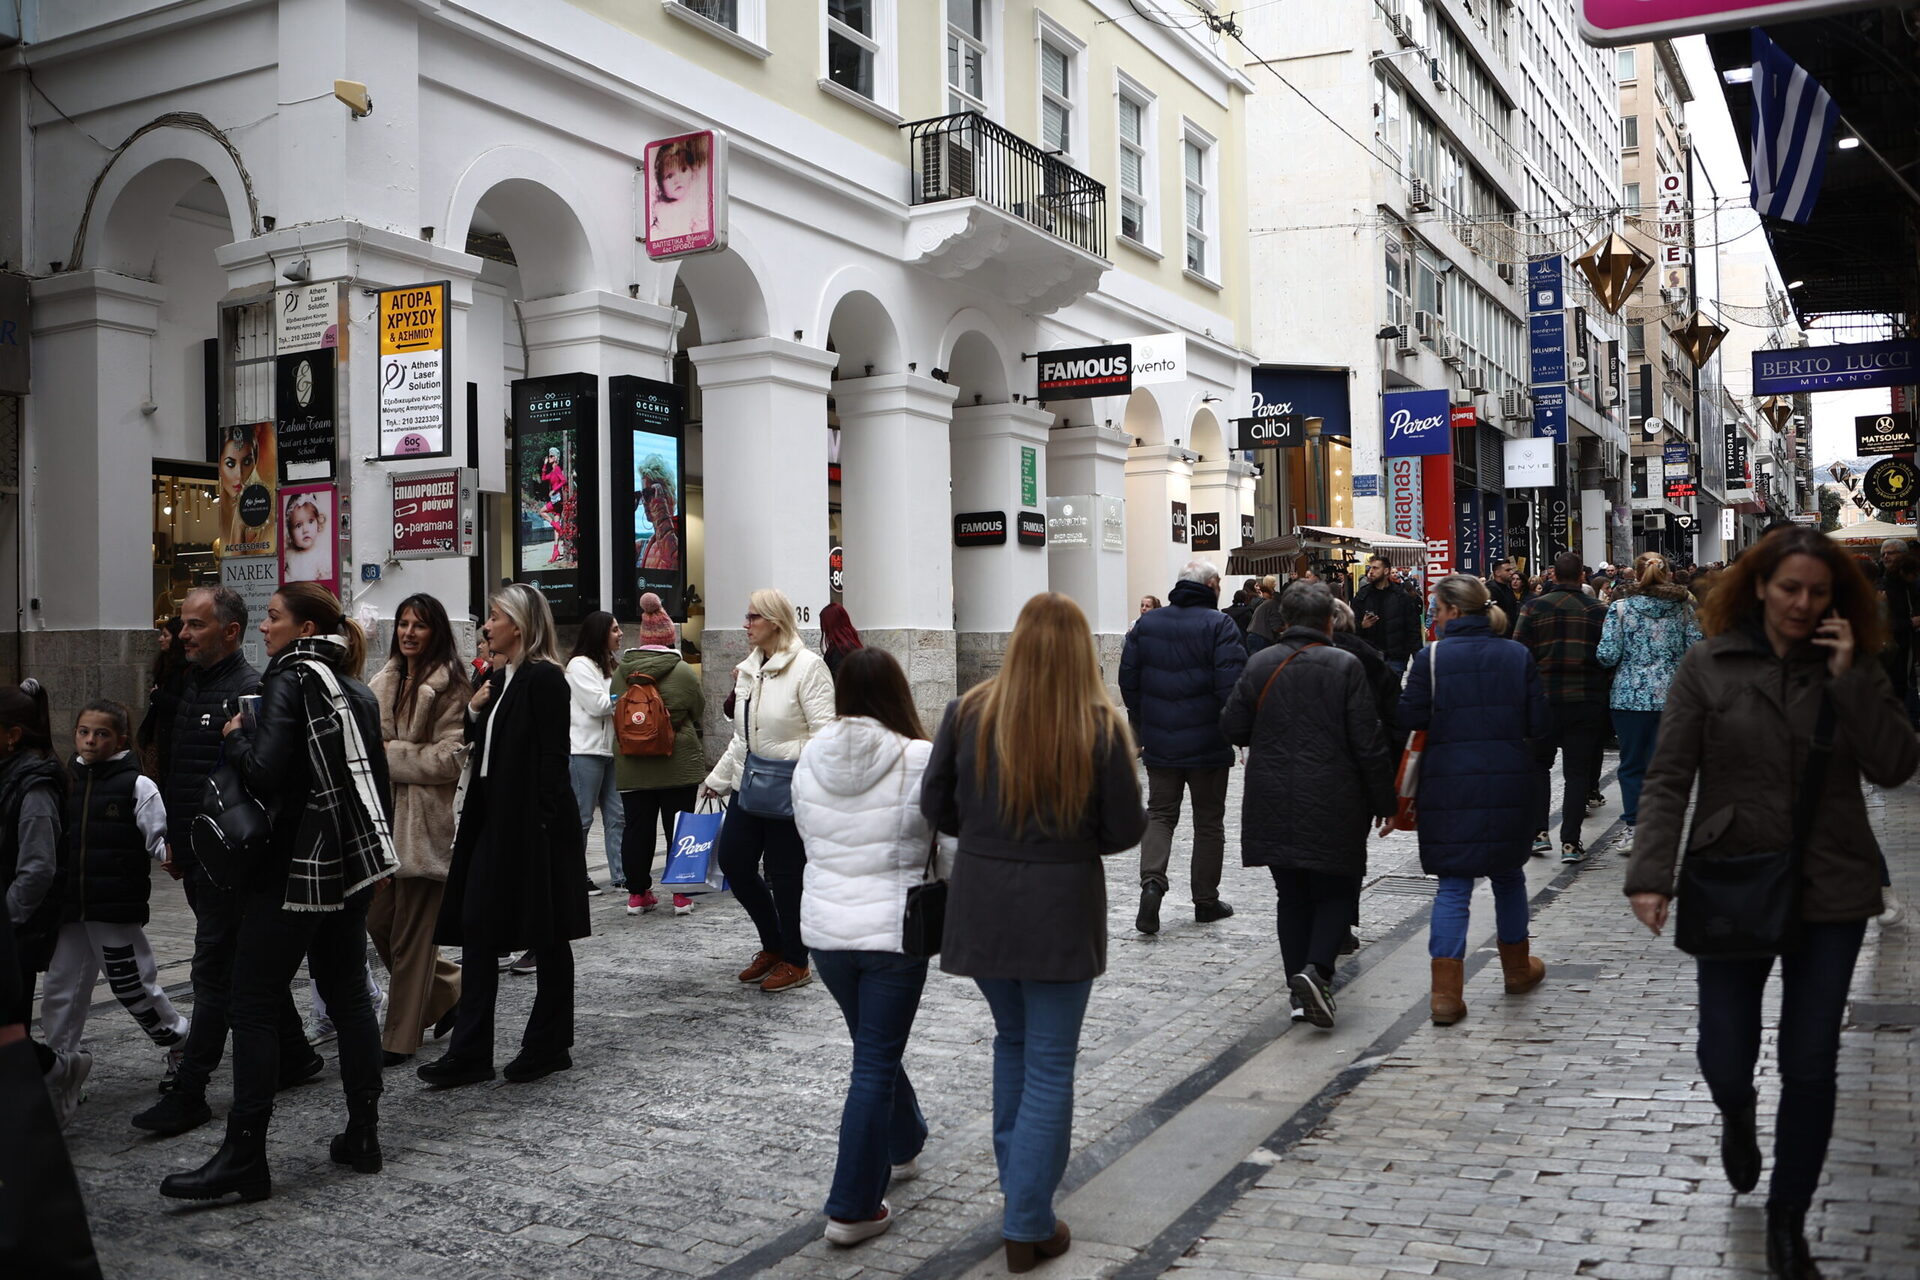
[902, 111, 1108, 259]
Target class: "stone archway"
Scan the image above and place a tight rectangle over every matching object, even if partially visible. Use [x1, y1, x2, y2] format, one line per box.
[74, 116, 258, 276]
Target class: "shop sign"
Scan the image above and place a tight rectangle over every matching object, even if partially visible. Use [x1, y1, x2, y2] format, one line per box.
[1531, 385, 1567, 444]
[1580, 0, 1886, 46]
[1128, 332, 1186, 387]
[216, 422, 279, 561]
[1242, 413, 1302, 449]
[1855, 412, 1915, 456]
[1100, 496, 1126, 550]
[829, 545, 844, 594]
[1656, 173, 1690, 293]
[1720, 507, 1736, 540]
[0, 270, 30, 395]
[1450, 406, 1476, 432]
[1046, 496, 1092, 547]
[391, 467, 478, 559]
[510, 372, 600, 622]
[1170, 500, 1188, 544]
[1665, 476, 1698, 499]
[1457, 488, 1484, 576]
[1663, 440, 1691, 478]
[1385, 456, 1424, 542]
[1484, 495, 1504, 572]
[1673, 513, 1699, 534]
[610, 375, 686, 618]
[1381, 389, 1450, 458]
[1723, 429, 1749, 481]
[1527, 256, 1563, 313]
[1020, 446, 1037, 507]
[1896, 386, 1914, 413]
[642, 129, 728, 260]
[275, 349, 336, 482]
[278, 482, 339, 595]
[274, 283, 338, 356]
[221, 556, 278, 672]
[1037, 344, 1131, 400]
[1016, 510, 1046, 546]
[954, 510, 1008, 547]
[1529, 312, 1567, 383]
[1421, 455, 1455, 581]
[1240, 514, 1256, 547]
[1864, 458, 1918, 510]
[1251, 367, 1351, 440]
[1753, 339, 1920, 395]
[377, 281, 452, 458]
[1191, 511, 1221, 552]
[1504, 437, 1554, 488]
[1352, 474, 1379, 498]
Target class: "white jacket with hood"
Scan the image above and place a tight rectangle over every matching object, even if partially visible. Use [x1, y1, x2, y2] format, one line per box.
[794, 716, 955, 953]
[703, 637, 837, 795]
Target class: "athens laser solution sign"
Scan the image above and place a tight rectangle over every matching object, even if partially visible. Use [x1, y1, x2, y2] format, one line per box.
[1381, 390, 1451, 458]
[377, 282, 452, 459]
[1753, 340, 1920, 396]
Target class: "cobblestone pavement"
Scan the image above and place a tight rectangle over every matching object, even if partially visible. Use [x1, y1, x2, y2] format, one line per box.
[43, 757, 1920, 1280]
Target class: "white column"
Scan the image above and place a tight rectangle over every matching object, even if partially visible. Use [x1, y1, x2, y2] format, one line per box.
[1189, 456, 1258, 571]
[950, 402, 1054, 633]
[1125, 443, 1194, 606]
[1047, 423, 1131, 646]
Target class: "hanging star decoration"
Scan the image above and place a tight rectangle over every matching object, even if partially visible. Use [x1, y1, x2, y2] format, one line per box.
[1677, 311, 1729, 369]
[1572, 233, 1654, 315]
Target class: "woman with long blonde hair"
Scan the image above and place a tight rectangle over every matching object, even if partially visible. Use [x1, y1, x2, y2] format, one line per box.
[922, 593, 1146, 1272]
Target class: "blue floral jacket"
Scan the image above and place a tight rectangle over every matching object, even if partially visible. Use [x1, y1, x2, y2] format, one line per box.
[1595, 587, 1703, 711]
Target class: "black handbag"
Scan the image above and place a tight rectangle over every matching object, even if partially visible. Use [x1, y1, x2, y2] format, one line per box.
[901, 833, 946, 958]
[189, 762, 270, 891]
[1674, 693, 1833, 960]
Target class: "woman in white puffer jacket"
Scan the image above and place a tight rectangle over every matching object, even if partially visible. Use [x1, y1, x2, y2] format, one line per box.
[792, 648, 952, 1248]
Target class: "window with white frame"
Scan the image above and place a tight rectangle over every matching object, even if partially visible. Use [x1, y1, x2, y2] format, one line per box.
[1116, 80, 1154, 247]
[1620, 114, 1639, 149]
[1040, 39, 1074, 156]
[826, 0, 894, 108]
[947, 0, 988, 115]
[666, 0, 767, 51]
[1182, 128, 1215, 277]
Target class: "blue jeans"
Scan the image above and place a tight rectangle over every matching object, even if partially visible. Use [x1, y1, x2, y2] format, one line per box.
[569, 754, 626, 884]
[1429, 869, 1530, 959]
[1696, 920, 1867, 1208]
[1611, 708, 1663, 827]
[974, 977, 1094, 1242]
[813, 950, 930, 1220]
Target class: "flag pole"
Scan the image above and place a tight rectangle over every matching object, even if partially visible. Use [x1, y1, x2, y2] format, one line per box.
[1835, 113, 1920, 212]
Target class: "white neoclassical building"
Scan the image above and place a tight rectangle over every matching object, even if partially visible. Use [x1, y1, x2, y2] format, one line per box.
[2, 0, 1254, 724]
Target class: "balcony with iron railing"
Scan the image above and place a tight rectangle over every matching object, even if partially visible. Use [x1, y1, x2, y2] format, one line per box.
[899, 111, 1109, 313]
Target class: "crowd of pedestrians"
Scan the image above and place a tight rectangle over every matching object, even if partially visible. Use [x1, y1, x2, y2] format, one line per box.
[4, 524, 1914, 1279]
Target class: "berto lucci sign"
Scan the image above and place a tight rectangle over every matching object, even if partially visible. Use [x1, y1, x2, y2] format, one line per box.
[1381, 389, 1455, 584]
[1753, 340, 1920, 395]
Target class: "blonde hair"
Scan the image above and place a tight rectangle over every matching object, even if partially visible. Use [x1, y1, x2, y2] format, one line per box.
[748, 587, 800, 653]
[492, 583, 562, 667]
[1634, 551, 1671, 590]
[957, 592, 1133, 836]
[1434, 573, 1506, 637]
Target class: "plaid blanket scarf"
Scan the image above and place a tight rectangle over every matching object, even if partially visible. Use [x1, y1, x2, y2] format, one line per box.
[282, 639, 397, 911]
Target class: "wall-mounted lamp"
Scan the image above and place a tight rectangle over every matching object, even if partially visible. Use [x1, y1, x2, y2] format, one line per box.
[282, 258, 311, 283]
[864, 364, 874, 377]
[1201, 394, 1223, 404]
[333, 80, 373, 118]
[139, 401, 159, 417]
[1376, 325, 1402, 340]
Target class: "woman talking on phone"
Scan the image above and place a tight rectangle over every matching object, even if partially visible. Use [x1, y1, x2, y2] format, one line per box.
[1624, 529, 1916, 1278]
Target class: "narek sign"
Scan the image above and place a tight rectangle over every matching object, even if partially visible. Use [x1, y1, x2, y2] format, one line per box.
[377, 281, 452, 458]
[1753, 339, 1920, 396]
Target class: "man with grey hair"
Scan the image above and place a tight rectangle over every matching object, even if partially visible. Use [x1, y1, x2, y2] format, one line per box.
[1120, 558, 1248, 933]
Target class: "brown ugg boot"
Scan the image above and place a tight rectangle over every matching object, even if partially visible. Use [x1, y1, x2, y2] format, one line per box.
[1430, 958, 1466, 1025]
[1497, 939, 1546, 994]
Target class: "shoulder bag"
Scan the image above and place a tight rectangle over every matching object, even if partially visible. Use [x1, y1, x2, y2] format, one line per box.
[1386, 640, 1438, 833]
[902, 832, 946, 958]
[190, 760, 270, 891]
[736, 692, 797, 819]
[1674, 691, 1833, 960]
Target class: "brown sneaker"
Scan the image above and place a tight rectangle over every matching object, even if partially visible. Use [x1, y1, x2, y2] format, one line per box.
[736, 950, 780, 984]
[759, 962, 813, 993]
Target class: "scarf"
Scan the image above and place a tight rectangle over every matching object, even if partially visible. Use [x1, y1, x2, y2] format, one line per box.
[280, 638, 398, 911]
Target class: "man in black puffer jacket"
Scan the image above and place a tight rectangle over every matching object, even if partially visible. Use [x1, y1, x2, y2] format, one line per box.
[1221, 582, 1395, 1029]
[133, 587, 319, 1136]
[1119, 559, 1246, 934]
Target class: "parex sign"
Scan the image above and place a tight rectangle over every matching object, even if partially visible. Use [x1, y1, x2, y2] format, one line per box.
[1381, 390, 1451, 458]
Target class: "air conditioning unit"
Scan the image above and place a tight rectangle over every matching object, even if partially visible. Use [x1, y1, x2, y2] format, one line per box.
[1394, 326, 1420, 357]
[1408, 178, 1435, 212]
[1496, 260, 1516, 284]
[1641, 512, 1668, 532]
[1500, 389, 1530, 420]
[1466, 366, 1488, 394]
[1413, 309, 1438, 343]
[918, 134, 977, 200]
[1385, 1, 1415, 46]
[1441, 333, 1465, 366]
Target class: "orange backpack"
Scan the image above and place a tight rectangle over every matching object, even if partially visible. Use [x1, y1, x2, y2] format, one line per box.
[616, 675, 676, 757]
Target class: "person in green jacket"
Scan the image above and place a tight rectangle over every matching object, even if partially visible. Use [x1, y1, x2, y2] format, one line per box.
[614, 635, 708, 916]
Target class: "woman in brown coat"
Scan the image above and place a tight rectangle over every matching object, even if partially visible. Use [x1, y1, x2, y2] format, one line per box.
[1625, 529, 1917, 1279]
[366, 594, 467, 1066]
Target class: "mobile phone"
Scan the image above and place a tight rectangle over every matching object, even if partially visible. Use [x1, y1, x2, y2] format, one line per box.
[238, 694, 262, 733]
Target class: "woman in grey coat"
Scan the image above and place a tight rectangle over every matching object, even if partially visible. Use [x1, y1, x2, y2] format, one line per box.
[923, 593, 1145, 1273]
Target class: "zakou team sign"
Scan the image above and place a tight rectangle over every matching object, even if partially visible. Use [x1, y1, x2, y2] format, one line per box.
[378, 281, 452, 458]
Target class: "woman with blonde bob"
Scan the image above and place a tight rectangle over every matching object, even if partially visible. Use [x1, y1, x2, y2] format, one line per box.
[423, 583, 589, 1088]
[702, 587, 836, 993]
[923, 593, 1147, 1273]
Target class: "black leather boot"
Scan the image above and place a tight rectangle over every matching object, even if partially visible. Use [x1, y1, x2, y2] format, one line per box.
[1720, 1101, 1761, 1193]
[159, 1117, 271, 1202]
[1765, 1203, 1822, 1279]
[328, 1089, 383, 1174]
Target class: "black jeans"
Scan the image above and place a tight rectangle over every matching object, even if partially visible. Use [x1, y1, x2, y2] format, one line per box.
[446, 942, 574, 1068]
[1532, 700, 1607, 846]
[1269, 868, 1361, 980]
[1695, 919, 1867, 1208]
[173, 868, 308, 1099]
[715, 807, 808, 967]
[620, 785, 699, 894]
[228, 889, 381, 1128]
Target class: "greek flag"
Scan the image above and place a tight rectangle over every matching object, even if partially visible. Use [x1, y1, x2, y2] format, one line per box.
[1749, 30, 1838, 226]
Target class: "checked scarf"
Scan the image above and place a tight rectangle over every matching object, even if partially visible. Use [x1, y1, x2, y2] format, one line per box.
[281, 638, 397, 911]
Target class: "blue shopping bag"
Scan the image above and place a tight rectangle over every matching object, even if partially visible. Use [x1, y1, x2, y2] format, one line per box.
[661, 803, 727, 895]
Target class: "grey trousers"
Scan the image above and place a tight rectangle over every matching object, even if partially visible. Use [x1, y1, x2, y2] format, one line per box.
[1138, 766, 1230, 904]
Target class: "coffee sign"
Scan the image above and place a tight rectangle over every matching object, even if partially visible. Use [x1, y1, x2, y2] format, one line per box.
[1855, 412, 1915, 456]
[953, 510, 1008, 547]
[1865, 458, 1918, 510]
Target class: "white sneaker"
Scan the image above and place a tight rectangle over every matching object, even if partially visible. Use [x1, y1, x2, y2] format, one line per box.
[45, 1049, 92, 1129]
[307, 1015, 338, 1044]
[1614, 825, 1635, 857]
[824, 1202, 892, 1246]
[890, 1156, 921, 1182]
[1879, 886, 1907, 928]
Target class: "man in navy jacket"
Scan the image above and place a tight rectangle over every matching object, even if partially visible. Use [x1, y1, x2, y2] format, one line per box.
[1119, 559, 1247, 933]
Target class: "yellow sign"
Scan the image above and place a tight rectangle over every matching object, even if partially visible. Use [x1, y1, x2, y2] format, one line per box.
[378, 283, 445, 356]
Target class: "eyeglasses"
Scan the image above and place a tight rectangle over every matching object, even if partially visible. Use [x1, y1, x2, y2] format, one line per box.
[744, 612, 764, 622]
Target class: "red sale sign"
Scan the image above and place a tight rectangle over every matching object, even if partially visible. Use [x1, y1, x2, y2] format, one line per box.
[1581, 0, 1884, 44]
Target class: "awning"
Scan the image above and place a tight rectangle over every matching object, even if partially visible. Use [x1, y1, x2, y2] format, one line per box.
[1225, 535, 1301, 577]
[1828, 518, 1919, 547]
[1297, 524, 1427, 567]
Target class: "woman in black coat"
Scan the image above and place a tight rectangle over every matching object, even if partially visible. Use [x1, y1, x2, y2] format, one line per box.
[423, 583, 588, 1088]
[161, 584, 394, 1204]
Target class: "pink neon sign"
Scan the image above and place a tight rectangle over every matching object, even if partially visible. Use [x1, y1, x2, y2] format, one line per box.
[1580, 0, 1883, 45]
